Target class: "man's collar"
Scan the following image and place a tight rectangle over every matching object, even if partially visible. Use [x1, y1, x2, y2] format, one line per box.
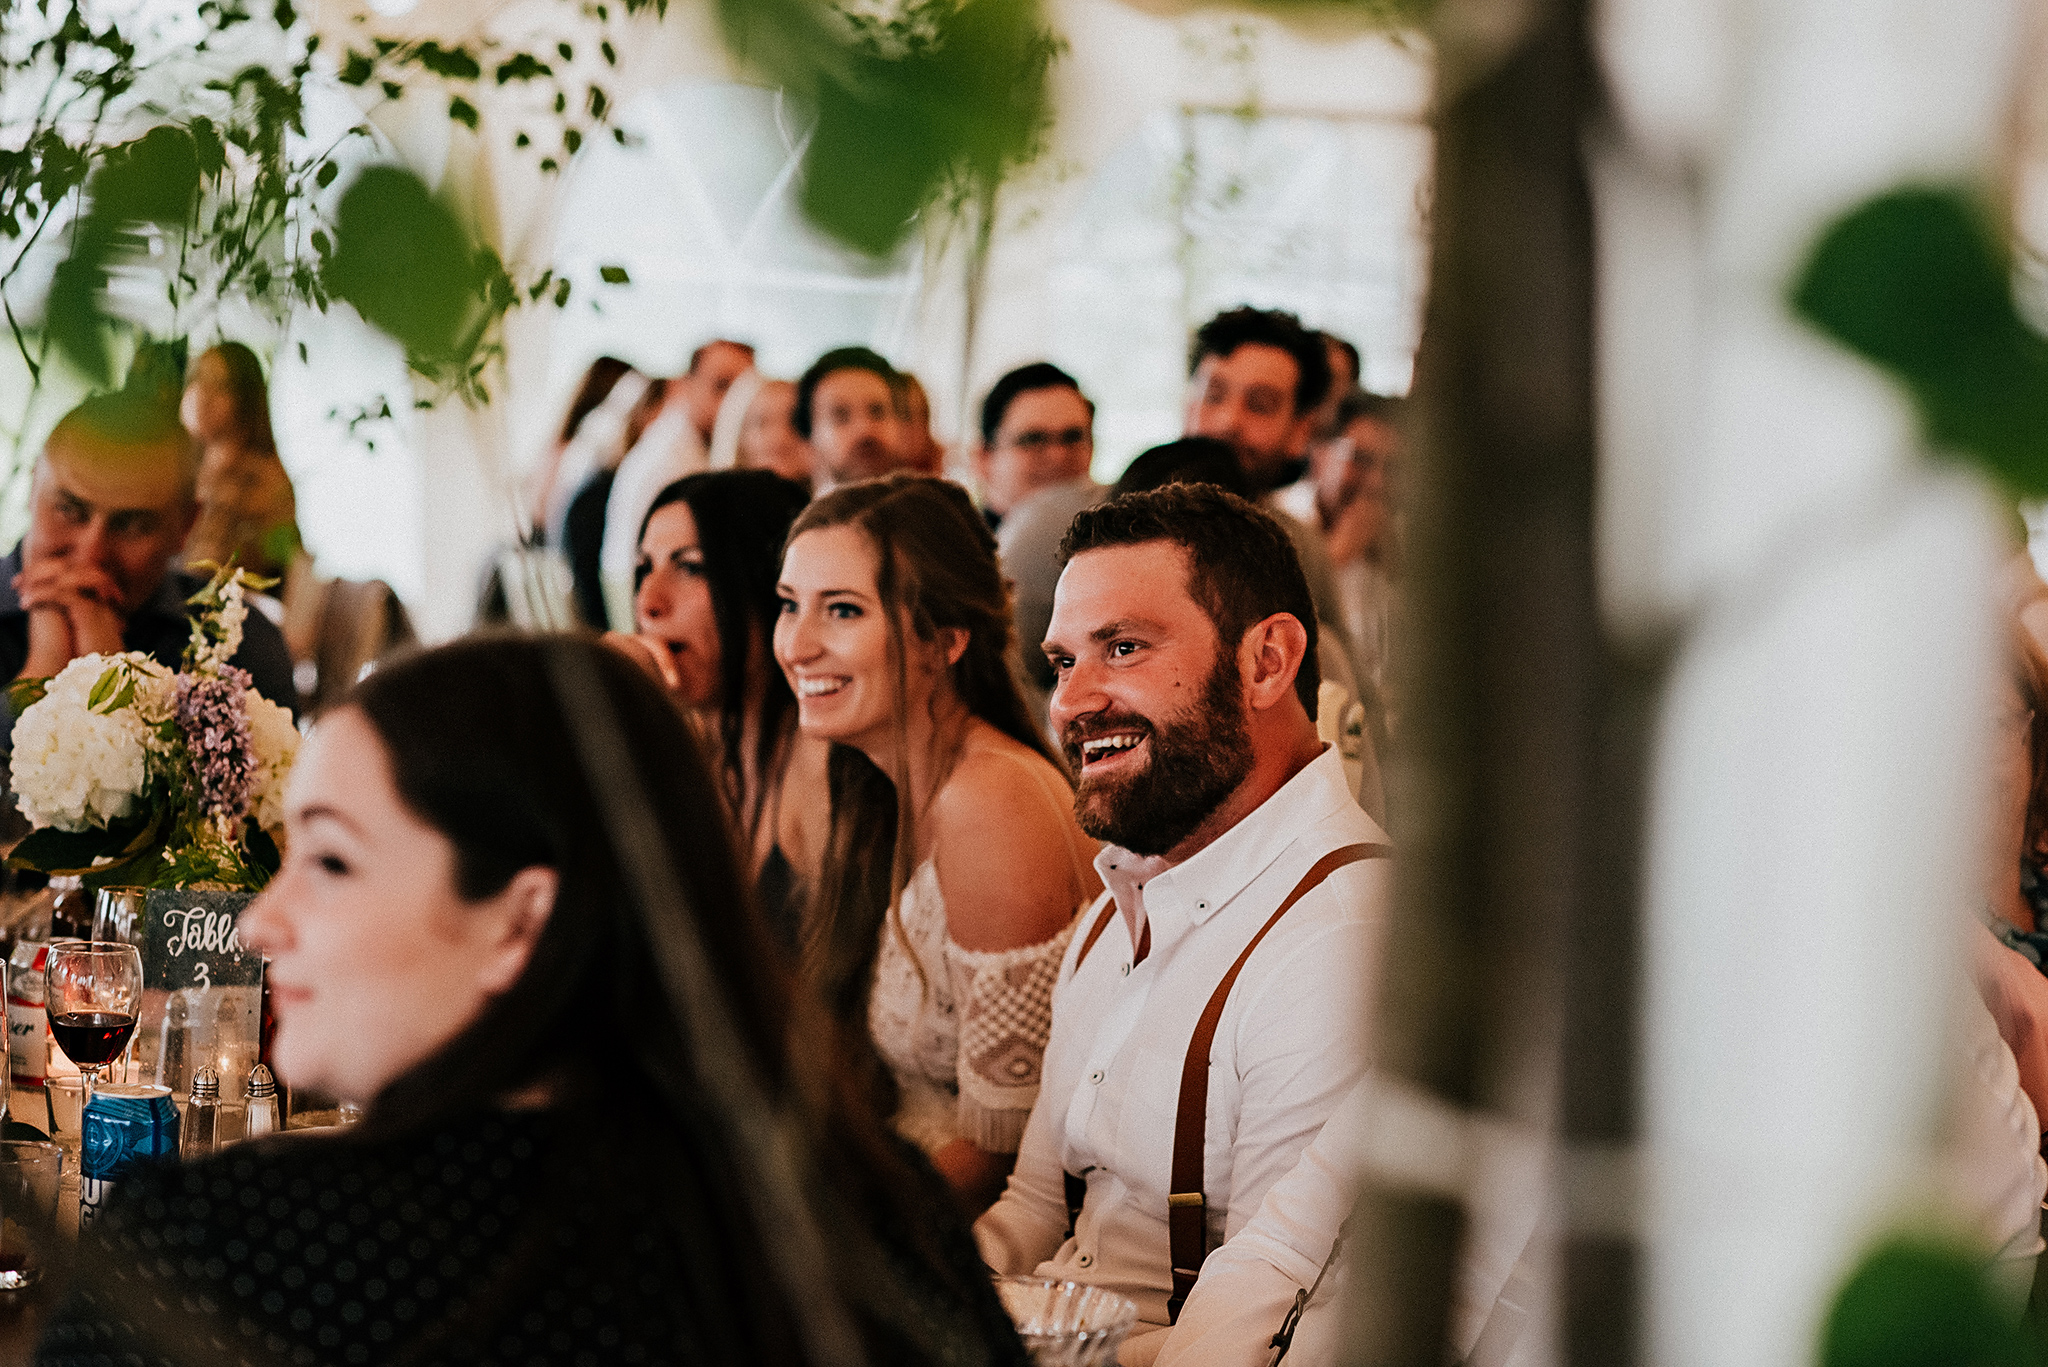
[1093, 744, 1365, 930]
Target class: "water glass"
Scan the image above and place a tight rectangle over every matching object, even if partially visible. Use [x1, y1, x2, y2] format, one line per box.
[0, 1141, 63, 1289]
[44, 1077, 83, 1154]
[994, 1277, 1140, 1367]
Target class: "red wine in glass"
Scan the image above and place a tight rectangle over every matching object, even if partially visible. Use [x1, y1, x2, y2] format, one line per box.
[49, 1011, 137, 1069]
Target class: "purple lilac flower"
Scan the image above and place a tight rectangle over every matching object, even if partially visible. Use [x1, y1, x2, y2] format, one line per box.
[177, 666, 255, 832]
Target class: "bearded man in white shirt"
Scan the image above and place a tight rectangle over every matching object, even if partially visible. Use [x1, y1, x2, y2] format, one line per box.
[975, 483, 1393, 1365]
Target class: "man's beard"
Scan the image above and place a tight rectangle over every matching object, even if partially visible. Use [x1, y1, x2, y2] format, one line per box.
[1064, 654, 1254, 857]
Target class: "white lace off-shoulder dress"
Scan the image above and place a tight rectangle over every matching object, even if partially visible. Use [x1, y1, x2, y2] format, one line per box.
[868, 858, 1077, 1156]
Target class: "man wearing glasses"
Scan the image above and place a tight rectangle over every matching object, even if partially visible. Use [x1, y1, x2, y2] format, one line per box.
[979, 363, 1107, 712]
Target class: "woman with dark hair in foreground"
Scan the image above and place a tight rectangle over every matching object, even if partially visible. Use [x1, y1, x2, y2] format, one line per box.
[35, 636, 1029, 1367]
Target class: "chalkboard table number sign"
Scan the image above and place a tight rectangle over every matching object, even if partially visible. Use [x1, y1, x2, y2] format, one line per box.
[141, 890, 262, 992]
[130, 889, 264, 1109]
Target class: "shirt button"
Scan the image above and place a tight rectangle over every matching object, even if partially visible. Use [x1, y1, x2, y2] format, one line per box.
[1089, 1070, 1105, 1085]
[1077, 1253, 1094, 1268]
[1120, 962, 1131, 977]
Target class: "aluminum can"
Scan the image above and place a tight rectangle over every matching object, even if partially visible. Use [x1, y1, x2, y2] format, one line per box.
[80, 1084, 179, 1228]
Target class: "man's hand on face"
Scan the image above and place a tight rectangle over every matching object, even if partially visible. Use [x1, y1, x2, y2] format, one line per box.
[14, 558, 129, 675]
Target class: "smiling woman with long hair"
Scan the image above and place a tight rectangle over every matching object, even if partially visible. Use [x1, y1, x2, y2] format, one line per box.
[35, 635, 1028, 1367]
[775, 475, 1101, 1216]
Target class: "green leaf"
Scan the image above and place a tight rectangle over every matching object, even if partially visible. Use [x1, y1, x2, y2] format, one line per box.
[339, 48, 374, 85]
[190, 117, 226, 178]
[381, 80, 404, 101]
[449, 96, 479, 130]
[7, 677, 48, 715]
[273, 0, 296, 28]
[1792, 186, 2048, 494]
[556, 41, 574, 62]
[588, 86, 608, 120]
[598, 264, 629, 284]
[1820, 1237, 2034, 1367]
[564, 128, 582, 155]
[553, 277, 571, 306]
[322, 165, 479, 361]
[413, 42, 480, 80]
[87, 665, 119, 712]
[315, 159, 338, 188]
[495, 53, 552, 84]
[514, 132, 531, 148]
[601, 40, 616, 65]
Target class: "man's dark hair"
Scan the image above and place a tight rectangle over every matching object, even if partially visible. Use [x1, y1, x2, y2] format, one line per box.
[1061, 482, 1320, 715]
[1323, 332, 1360, 390]
[978, 362, 1092, 445]
[1110, 436, 1249, 500]
[1332, 388, 1404, 431]
[687, 338, 755, 375]
[1188, 307, 1333, 419]
[793, 346, 897, 440]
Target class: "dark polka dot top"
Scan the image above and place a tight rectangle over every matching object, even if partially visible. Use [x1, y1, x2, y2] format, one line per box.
[33, 1107, 1029, 1367]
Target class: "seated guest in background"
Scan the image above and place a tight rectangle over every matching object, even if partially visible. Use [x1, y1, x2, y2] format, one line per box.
[1974, 632, 2048, 1125]
[1, 386, 295, 715]
[527, 357, 641, 545]
[708, 373, 814, 487]
[795, 346, 908, 493]
[1310, 331, 1360, 440]
[1112, 436, 1249, 502]
[975, 362, 1099, 532]
[607, 470, 829, 953]
[894, 372, 947, 476]
[1181, 307, 1353, 678]
[1277, 389, 1404, 720]
[38, 636, 1029, 1367]
[179, 341, 303, 581]
[776, 476, 1102, 1215]
[976, 484, 1392, 1365]
[562, 374, 665, 629]
[600, 338, 757, 628]
[1184, 306, 1331, 496]
[978, 363, 1106, 713]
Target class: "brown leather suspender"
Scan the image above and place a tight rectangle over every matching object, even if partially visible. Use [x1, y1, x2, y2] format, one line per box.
[1073, 897, 1120, 974]
[1165, 841, 1388, 1322]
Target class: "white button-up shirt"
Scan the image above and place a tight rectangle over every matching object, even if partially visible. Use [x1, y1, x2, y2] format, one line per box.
[975, 745, 1391, 1353]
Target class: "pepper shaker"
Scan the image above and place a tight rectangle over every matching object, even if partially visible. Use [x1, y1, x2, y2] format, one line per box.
[181, 1066, 219, 1160]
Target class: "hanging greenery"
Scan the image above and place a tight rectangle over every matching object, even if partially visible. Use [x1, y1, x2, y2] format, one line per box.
[1791, 185, 2048, 495]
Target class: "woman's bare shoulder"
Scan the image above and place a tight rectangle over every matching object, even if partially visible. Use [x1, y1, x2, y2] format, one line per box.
[928, 728, 1093, 952]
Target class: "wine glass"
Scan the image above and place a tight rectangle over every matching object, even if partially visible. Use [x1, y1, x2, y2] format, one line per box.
[44, 943, 142, 1102]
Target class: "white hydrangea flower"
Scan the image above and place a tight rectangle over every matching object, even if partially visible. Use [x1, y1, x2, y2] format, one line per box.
[245, 691, 300, 834]
[10, 653, 175, 832]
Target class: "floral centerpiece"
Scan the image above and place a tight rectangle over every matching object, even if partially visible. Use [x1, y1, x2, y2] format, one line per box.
[6, 566, 299, 891]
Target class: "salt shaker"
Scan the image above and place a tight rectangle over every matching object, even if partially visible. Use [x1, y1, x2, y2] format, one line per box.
[181, 1066, 219, 1160]
[244, 1064, 280, 1139]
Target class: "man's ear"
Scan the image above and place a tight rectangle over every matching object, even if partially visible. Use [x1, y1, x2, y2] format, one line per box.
[1240, 612, 1310, 713]
[941, 625, 970, 668]
[475, 865, 559, 996]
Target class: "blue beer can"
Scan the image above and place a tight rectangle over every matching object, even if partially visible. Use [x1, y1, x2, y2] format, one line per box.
[80, 1084, 180, 1228]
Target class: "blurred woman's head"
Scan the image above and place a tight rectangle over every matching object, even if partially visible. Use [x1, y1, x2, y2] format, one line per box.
[242, 636, 779, 1115]
[238, 634, 1005, 1363]
[636, 471, 811, 820]
[740, 380, 812, 485]
[180, 342, 276, 454]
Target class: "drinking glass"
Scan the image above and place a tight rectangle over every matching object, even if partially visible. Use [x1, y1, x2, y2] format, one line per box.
[44, 943, 142, 1103]
[0, 1142, 62, 1290]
